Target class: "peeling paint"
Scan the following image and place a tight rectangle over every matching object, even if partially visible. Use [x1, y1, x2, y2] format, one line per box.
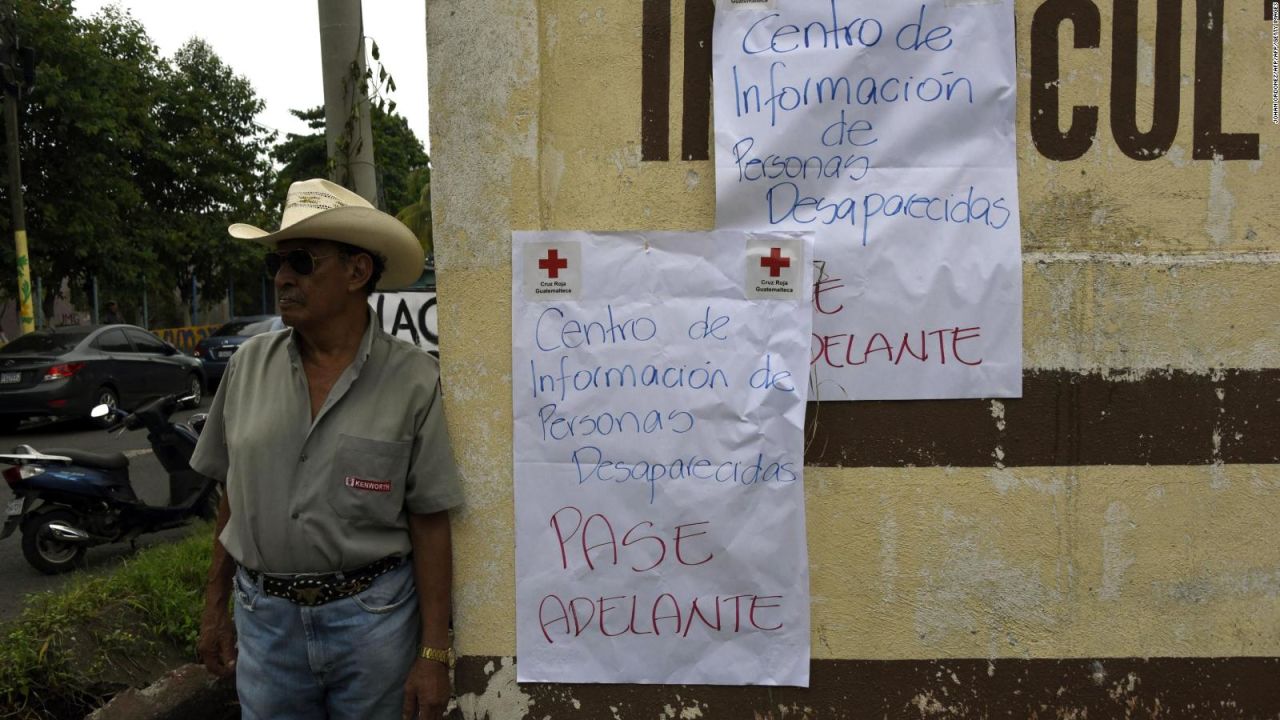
[1100, 502, 1135, 601]
[1022, 251, 1280, 265]
[990, 400, 1008, 469]
[454, 657, 532, 720]
[658, 701, 708, 719]
[910, 690, 967, 716]
[545, 12, 559, 52]
[914, 509, 1061, 650]
[1209, 457, 1229, 489]
[542, 143, 566, 207]
[609, 144, 643, 176]
[989, 400, 1006, 430]
[1025, 257, 1280, 371]
[1136, 38, 1154, 86]
[1209, 380, 1230, 488]
[678, 705, 703, 719]
[1205, 157, 1236, 246]
[429, 0, 539, 271]
[1162, 569, 1280, 604]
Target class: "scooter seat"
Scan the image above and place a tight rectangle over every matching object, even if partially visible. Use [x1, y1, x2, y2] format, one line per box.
[45, 448, 129, 470]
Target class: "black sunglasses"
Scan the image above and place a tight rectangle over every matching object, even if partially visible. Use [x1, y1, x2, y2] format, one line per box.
[264, 248, 341, 276]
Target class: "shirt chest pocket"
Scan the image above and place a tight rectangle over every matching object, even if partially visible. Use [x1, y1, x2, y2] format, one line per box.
[326, 434, 411, 526]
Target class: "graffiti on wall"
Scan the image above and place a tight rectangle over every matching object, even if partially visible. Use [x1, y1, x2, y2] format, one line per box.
[153, 325, 219, 353]
[1030, 0, 1261, 161]
[640, 0, 1265, 163]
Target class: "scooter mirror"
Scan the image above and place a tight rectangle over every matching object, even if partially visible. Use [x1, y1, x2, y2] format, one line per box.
[90, 404, 111, 419]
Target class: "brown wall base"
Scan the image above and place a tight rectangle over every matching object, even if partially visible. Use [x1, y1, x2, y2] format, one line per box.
[457, 656, 1280, 719]
[804, 369, 1280, 467]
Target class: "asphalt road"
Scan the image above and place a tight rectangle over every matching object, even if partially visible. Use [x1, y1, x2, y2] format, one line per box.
[0, 402, 208, 623]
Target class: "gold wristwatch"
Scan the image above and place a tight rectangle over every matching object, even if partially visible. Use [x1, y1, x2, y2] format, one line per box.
[420, 646, 456, 668]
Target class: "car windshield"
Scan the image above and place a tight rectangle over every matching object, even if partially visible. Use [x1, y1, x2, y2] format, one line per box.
[0, 329, 91, 354]
[240, 318, 280, 336]
[212, 318, 272, 337]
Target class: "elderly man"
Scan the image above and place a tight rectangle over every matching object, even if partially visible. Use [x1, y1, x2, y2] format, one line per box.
[192, 178, 462, 720]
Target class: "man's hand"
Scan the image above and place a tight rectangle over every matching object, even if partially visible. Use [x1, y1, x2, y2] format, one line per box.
[198, 492, 237, 677]
[402, 657, 450, 719]
[196, 602, 237, 677]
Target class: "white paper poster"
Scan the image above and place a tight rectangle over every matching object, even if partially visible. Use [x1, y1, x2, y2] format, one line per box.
[713, 0, 1023, 400]
[370, 291, 438, 352]
[513, 230, 813, 686]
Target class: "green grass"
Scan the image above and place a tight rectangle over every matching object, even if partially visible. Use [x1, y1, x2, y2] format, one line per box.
[0, 526, 214, 720]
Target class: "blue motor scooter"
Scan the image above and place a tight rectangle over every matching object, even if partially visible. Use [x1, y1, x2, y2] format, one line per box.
[0, 393, 219, 574]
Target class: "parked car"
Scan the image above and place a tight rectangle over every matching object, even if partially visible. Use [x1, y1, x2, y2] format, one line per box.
[193, 315, 281, 391]
[0, 324, 205, 432]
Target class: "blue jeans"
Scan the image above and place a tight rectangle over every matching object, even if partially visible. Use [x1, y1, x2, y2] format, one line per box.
[233, 561, 420, 720]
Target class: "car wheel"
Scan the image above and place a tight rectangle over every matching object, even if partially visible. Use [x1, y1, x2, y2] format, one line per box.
[21, 509, 88, 575]
[91, 386, 119, 428]
[182, 373, 203, 408]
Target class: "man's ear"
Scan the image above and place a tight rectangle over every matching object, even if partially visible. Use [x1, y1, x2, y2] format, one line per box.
[347, 252, 374, 292]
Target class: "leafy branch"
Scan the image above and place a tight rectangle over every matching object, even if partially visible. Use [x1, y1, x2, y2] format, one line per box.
[330, 37, 397, 190]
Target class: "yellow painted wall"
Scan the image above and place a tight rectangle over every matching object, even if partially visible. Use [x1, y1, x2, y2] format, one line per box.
[428, 0, 1279, 666]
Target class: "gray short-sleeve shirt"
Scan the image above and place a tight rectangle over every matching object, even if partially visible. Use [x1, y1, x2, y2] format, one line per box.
[191, 315, 464, 573]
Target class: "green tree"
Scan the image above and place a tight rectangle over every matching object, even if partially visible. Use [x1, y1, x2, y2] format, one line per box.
[271, 106, 429, 218]
[395, 164, 432, 256]
[270, 108, 330, 207]
[147, 38, 276, 310]
[3, 1, 163, 316]
[1, 4, 275, 323]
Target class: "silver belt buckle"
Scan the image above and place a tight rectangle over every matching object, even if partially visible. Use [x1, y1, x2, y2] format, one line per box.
[286, 576, 328, 605]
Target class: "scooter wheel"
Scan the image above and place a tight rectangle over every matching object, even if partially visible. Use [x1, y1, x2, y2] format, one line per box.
[22, 509, 88, 575]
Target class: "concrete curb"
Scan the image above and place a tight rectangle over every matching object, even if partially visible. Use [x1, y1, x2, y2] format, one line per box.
[86, 663, 237, 720]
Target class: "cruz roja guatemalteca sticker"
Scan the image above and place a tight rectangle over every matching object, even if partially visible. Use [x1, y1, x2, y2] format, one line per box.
[524, 241, 581, 301]
[715, 0, 777, 11]
[746, 235, 805, 299]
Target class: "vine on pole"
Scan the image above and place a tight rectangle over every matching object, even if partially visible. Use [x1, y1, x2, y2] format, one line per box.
[329, 38, 397, 189]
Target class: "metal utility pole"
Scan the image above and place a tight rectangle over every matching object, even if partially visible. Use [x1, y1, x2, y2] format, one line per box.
[1, 1, 35, 335]
[317, 0, 378, 205]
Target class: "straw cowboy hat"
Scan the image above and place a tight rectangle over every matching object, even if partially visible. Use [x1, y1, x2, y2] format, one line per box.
[229, 178, 424, 290]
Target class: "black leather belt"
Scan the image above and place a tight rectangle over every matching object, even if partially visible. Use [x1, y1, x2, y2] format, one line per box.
[240, 555, 405, 607]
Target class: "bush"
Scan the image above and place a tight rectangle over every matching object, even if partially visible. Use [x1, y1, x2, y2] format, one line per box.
[0, 527, 212, 719]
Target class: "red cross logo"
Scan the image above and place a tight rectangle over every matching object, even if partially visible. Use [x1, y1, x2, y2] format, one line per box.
[759, 247, 791, 277]
[538, 249, 569, 278]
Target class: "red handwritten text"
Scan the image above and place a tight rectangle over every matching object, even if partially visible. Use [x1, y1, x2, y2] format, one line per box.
[550, 506, 714, 572]
[811, 326, 983, 368]
[538, 592, 784, 643]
